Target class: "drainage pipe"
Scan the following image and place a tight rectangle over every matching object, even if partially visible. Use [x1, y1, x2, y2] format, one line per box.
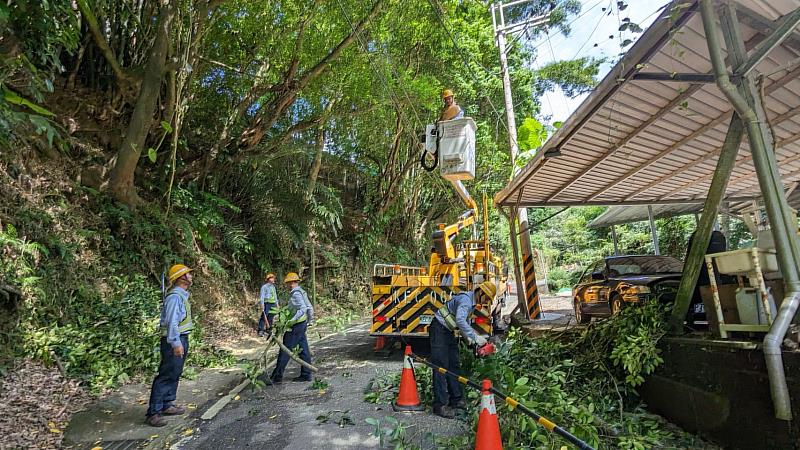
[700, 0, 800, 420]
[764, 291, 800, 420]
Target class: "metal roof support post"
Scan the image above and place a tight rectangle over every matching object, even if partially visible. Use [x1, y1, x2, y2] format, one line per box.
[647, 206, 660, 255]
[611, 225, 619, 256]
[703, 0, 800, 421]
[734, 6, 800, 77]
[669, 113, 745, 334]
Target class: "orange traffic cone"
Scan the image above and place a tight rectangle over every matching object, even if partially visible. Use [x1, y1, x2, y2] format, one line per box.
[392, 345, 424, 412]
[474, 379, 503, 450]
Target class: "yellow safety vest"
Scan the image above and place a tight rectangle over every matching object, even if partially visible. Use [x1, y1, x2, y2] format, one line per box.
[287, 287, 308, 326]
[437, 303, 458, 330]
[160, 288, 193, 336]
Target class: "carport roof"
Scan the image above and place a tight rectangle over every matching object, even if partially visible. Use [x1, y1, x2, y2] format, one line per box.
[495, 0, 800, 208]
[588, 187, 800, 228]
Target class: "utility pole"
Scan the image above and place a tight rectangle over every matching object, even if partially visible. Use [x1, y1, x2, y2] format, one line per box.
[491, 1, 549, 320]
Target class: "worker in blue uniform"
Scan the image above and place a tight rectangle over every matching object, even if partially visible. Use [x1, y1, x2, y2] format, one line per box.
[258, 273, 278, 336]
[269, 272, 314, 383]
[430, 280, 495, 418]
[146, 264, 194, 427]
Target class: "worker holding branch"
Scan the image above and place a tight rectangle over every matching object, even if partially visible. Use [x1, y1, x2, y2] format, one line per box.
[430, 281, 495, 418]
[439, 89, 464, 121]
[257, 273, 278, 337]
[269, 272, 314, 383]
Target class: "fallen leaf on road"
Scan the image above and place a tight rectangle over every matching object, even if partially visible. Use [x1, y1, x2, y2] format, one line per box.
[49, 428, 62, 434]
[187, 403, 197, 409]
[91, 447, 103, 450]
[234, 395, 240, 401]
[137, 399, 147, 404]
[149, 434, 159, 439]
[182, 428, 194, 436]
[269, 414, 278, 419]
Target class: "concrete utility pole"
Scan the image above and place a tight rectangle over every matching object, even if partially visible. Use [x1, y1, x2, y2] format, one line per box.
[491, 2, 549, 320]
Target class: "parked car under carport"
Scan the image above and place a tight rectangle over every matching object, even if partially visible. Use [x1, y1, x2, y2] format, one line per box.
[572, 255, 684, 324]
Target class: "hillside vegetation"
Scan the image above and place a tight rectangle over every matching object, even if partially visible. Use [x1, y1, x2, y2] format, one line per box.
[0, 0, 604, 391]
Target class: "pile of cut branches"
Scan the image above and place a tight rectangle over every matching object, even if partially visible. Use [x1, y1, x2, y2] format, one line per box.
[446, 300, 718, 449]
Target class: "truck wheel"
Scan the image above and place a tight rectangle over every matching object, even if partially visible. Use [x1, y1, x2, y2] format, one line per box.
[574, 298, 590, 324]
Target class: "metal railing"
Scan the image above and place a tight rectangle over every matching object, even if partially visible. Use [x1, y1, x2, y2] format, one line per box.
[372, 264, 426, 277]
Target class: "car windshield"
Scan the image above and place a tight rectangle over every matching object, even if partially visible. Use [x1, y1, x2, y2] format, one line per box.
[606, 256, 683, 276]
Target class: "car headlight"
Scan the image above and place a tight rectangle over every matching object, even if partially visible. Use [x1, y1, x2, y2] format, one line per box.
[621, 285, 651, 301]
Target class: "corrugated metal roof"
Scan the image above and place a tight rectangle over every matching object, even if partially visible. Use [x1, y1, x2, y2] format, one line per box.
[588, 186, 800, 228]
[495, 0, 800, 208]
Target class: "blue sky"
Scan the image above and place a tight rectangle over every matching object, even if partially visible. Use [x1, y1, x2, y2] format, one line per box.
[524, 0, 671, 124]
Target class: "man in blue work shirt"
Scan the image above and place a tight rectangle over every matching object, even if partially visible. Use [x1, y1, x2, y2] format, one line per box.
[269, 272, 314, 384]
[258, 273, 278, 337]
[430, 281, 495, 418]
[146, 264, 194, 427]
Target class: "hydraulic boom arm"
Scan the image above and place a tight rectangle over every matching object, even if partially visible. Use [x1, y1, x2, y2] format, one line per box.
[450, 179, 477, 212]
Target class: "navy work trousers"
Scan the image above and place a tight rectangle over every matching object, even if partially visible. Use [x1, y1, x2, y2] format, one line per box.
[258, 303, 276, 332]
[147, 334, 189, 416]
[271, 321, 312, 380]
[429, 319, 463, 409]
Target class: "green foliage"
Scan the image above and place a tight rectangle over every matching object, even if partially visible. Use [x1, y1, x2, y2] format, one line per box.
[545, 266, 581, 292]
[364, 416, 419, 450]
[0, 0, 78, 145]
[0, 184, 240, 390]
[364, 370, 401, 404]
[533, 57, 604, 98]
[450, 300, 696, 449]
[517, 117, 547, 156]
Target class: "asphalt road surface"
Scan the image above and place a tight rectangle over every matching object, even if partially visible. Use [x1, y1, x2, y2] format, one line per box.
[176, 323, 469, 449]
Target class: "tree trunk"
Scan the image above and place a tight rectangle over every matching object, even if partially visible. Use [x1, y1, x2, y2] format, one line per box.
[306, 126, 326, 200]
[237, 0, 384, 150]
[106, 2, 176, 206]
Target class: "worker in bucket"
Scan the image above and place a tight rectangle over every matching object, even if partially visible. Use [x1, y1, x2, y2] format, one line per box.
[257, 272, 278, 337]
[146, 264, 194, 427]
[430, 280, 495, 418]
[439, 89, 464, 121]
[268, 272, 314, 384]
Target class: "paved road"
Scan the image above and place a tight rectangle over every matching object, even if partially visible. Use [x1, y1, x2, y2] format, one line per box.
[176, 324, 469, 449]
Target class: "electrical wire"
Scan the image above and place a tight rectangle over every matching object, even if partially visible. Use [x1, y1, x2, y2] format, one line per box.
[427, 0, 508, 128]
[570, 0, 611, 59]
[515, 0, 607, 54]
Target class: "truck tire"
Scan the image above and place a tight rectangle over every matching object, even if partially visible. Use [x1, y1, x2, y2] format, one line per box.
[574, 298, 590, 324]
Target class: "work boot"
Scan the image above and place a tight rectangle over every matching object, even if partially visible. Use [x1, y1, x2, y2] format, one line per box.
[161, 405, 186, 416]
[292, 376, 312, 382]
[265, 376, 282, 386]
[450, 399, 467, 410]
[145, 414, 168, 427]
[433, 405, 455, 419]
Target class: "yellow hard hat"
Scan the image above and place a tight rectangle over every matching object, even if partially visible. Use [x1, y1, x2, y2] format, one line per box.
[284, 272, 301, 283]
[265, 272, 276, 281]
[476, 281, 497, 300]
[168, 264, 193, 283]
[441, 89, 454, 99]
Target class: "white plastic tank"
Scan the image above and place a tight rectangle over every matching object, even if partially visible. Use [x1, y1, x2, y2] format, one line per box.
[424, 118, 476, 181]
